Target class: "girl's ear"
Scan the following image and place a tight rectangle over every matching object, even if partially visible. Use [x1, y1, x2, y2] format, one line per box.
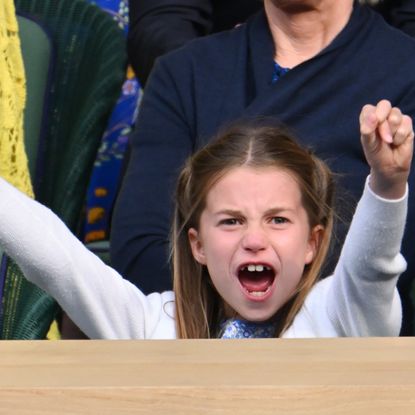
[305, 225, 324, 264]
[188, 228, 207, 265]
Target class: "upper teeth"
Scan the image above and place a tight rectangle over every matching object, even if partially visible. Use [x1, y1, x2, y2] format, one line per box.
[244, 264, 270, 272]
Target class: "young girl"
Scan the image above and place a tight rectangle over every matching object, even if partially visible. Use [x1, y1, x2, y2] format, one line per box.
[0, 100, 412, 339]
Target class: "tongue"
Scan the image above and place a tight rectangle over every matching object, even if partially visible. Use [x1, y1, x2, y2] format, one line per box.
[239, 273, 274, 292]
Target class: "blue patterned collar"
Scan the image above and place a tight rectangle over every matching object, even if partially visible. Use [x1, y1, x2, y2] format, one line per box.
[219, 319, 275, 339]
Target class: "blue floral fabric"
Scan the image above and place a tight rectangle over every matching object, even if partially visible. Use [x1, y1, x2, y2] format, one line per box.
[219, 319, 275, 339]
[83, 0, 141, 244]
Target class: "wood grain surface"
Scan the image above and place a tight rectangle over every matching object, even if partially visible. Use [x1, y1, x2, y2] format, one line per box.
[0, 337, 414, 414]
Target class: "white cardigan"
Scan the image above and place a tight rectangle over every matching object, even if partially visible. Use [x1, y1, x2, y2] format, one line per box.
[0, 177, 406, 339]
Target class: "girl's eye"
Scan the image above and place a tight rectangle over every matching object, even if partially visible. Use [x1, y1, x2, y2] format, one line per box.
[271, 216, 288, 225]
[219, 218, 241, 226]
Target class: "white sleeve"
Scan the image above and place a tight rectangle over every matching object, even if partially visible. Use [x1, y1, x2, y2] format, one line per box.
[327, 177, 407, 336]
[0, 178, 175, 339]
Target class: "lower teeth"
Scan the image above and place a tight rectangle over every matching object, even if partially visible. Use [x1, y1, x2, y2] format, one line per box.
[248, 288, 269, 297]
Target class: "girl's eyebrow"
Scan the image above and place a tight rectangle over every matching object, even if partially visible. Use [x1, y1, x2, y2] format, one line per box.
[264, 207, 297, 216]
[214, 209, 243, 217]
[214, 207, 297, 217]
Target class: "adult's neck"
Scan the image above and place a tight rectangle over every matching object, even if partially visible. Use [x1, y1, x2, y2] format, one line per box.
[264, 0, 354, 68]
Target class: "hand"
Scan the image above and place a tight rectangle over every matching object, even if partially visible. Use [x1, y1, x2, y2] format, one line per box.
[360, 100, 414, 199]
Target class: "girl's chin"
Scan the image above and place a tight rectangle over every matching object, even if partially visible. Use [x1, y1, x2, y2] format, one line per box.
[234, 307, 278, 323]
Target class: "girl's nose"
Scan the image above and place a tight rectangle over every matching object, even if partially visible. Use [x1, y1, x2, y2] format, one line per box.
[241, 227, 269, 252]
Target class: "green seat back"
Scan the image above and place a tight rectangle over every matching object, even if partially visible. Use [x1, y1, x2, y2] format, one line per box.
[18, 14, 52, 179]
[15, 0, 127, 223]
[1, 0, 127, 339]
[1, 14, 54, 340]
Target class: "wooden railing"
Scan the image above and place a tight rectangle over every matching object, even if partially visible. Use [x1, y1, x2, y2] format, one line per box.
[0, 337, 415, 414]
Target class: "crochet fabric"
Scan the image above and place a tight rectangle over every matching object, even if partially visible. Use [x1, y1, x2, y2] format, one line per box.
[0, 0, 33, 197]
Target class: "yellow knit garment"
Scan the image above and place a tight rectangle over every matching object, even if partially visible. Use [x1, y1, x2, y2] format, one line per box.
[0, 0, 33, 197]
[1, 2, 60, 339]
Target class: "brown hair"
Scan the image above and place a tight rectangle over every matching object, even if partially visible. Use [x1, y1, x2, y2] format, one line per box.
[172, 121, 335, 338]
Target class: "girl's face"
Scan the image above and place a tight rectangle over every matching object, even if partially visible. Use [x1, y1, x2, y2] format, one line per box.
[188, 166, 321, 322]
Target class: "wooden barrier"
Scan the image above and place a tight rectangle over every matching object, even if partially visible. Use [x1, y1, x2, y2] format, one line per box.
[0, 337, 414, 414]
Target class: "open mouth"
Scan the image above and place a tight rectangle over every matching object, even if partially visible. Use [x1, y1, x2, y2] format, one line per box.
[237, 264, 276, 299]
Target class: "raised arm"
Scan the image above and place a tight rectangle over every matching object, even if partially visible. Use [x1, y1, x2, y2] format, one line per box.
[326, 100, 413, 336]
[360, 99, 413, 199]
[0, 178, 175, 339]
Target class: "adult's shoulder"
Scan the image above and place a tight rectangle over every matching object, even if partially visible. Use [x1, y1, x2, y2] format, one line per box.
[154, 9, 261, 76]
[366, 5, 415, 56]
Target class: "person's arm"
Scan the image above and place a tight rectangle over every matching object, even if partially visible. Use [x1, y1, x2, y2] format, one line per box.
[110, 52, 195, 293]
[326, 177, 407, 336]
[327, 100, 414, 336]
[128, 0, 212, 85]
[0, 177, 175, 339]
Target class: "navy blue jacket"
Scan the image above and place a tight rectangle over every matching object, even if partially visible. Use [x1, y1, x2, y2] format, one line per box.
[128, 0, 262, 85]
[112, 3, 415, 334]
